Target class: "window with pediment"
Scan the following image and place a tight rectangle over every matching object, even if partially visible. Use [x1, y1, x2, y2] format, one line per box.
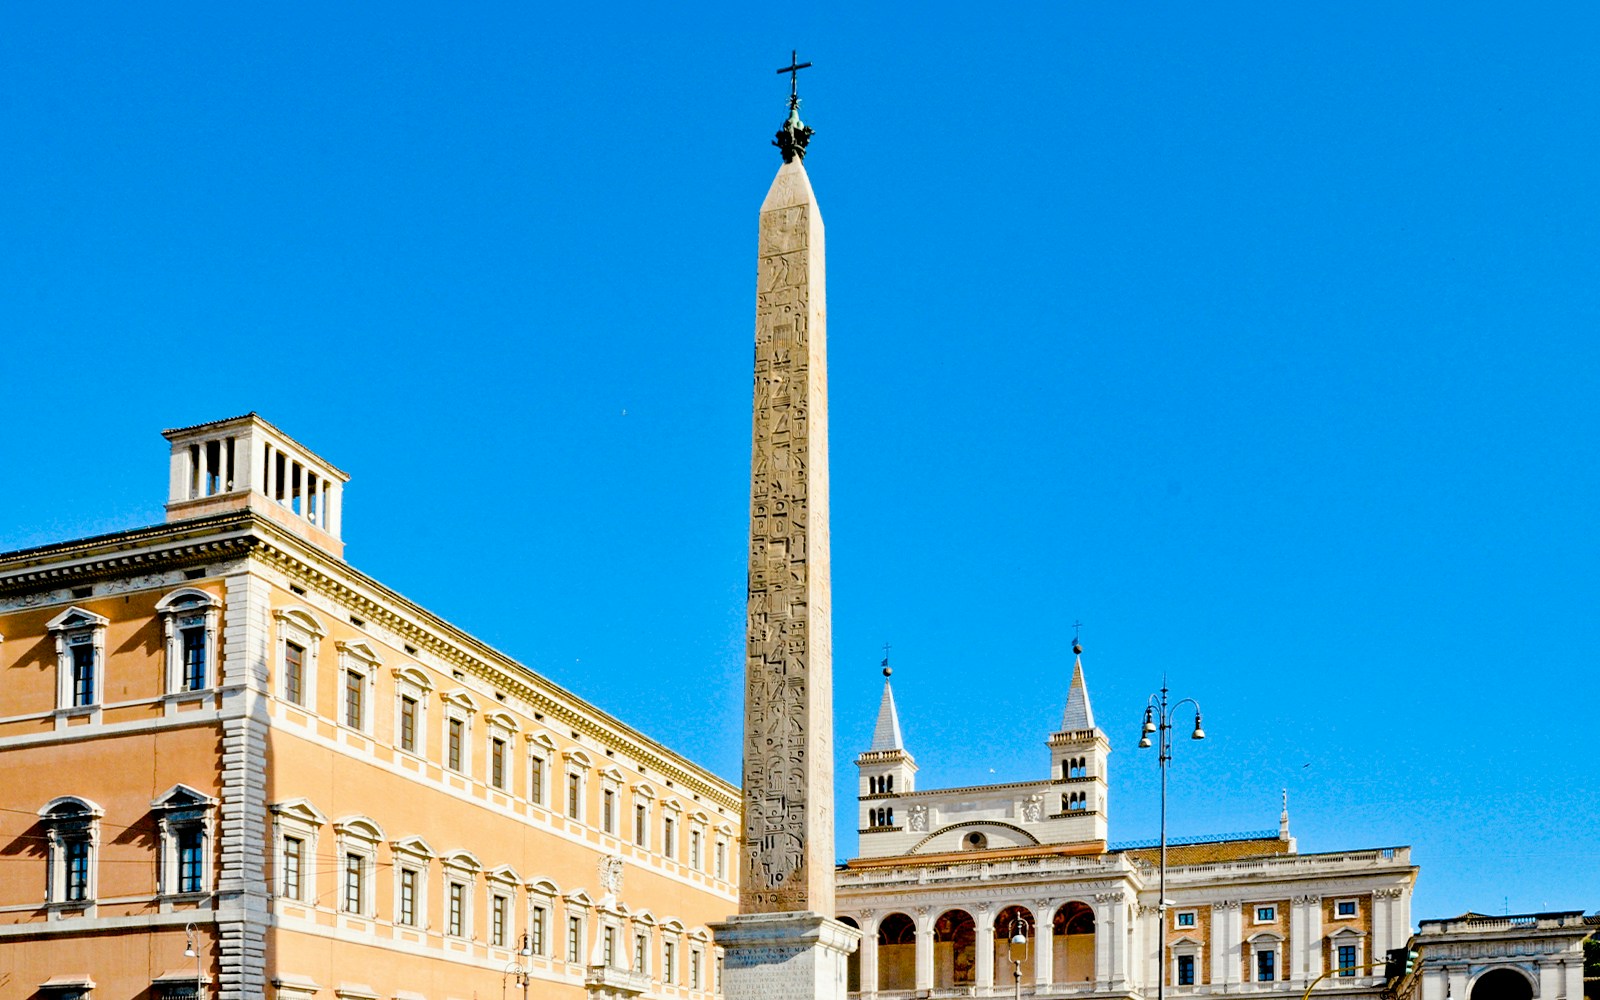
[156, 589, 220, 695]
[273, 608, 324, 710]
[48, 607, 108, 714]
[392, 666, 432, 756]
[333, 816, 384, 917]
[39, 796, 103, 908]
[153, 784, 218, 898]
[271, 799, 327, 903]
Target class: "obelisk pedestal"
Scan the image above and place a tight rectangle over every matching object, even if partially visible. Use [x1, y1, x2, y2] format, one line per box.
[711, 75, 859, 999]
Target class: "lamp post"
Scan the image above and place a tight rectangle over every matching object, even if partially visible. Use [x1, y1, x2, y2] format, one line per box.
[1138, 684, 1206, 1000]
[1008, 916, 1029, 1000]
[183, 922, 203, 999]
[503, 933, 532, 1000]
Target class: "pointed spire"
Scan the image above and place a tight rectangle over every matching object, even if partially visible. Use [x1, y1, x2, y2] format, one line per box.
[1059, 640, 1095, 732]
[870, 662, 905, 752]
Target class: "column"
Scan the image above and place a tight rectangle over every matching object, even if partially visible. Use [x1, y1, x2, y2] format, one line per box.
[1304, 896, 1323, 980]
[1034, 902, 1055, 987]
[1373, 892, 1391, 955]
[1210, 902, 1228, 988]
[1094, 896, 1117, 988]
[858, 919, 877, 995]
[1290, 898, 1307, 984]
[1223, 902, 1242, 987]
[915, 913, 935, 993]
[976, 909, 994, 995]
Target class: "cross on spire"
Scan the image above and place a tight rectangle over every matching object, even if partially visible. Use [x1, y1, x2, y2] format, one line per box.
[772, 49, 816, 163]
[881, 641, 891, 675]
[777, 50, 812, 110]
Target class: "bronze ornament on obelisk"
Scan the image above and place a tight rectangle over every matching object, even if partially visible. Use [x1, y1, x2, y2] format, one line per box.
[711, 53, 860, 1000]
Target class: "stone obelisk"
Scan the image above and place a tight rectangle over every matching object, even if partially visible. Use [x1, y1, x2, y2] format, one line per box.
[710, 54, 860, 1000]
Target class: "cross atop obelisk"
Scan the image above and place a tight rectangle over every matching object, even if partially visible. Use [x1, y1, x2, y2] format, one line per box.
[713, 54, 858, 1000]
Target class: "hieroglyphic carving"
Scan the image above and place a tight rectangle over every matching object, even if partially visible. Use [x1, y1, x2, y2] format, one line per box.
[742, 161, 832, 916]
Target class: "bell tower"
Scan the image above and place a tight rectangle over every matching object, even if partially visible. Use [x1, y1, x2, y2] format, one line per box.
[1047, 639, 1110, 836]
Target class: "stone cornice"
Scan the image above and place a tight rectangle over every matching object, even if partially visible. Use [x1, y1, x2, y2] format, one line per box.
[0, 511, 741, 813]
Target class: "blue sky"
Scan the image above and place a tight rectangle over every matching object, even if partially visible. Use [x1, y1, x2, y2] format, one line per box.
[3, 3, 1596, 922]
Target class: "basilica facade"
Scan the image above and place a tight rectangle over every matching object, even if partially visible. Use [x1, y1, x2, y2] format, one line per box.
[835, 659, 1419, 1000]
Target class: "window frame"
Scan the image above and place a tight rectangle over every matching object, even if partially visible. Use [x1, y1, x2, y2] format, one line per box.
[485, 712, 518, 794]
[389, 835, 435, 930]
[47, 607, 109, 719]
[152, 783, 218, 901]
[391, 666, 433, 757]
[332, 816, 384, 918]
[273, 608, 324, 711]
[270, 799, 328, 905]
[156, 588, 221, 697]
[440, 850, 482, 940]
[441, 690, 477, 777]
[39, 796, 104, 911]
[335, 641, 381, 735]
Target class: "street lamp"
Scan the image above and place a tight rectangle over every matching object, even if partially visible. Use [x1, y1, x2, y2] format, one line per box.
[1008, 915, 1029, 1000]
[1138, 683, 1206, 1000]
[183, 922, 203, 999]
[503, 933, 532, 1000]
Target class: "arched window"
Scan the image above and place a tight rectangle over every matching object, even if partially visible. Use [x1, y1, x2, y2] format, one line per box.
[886, 775, 893, 792]
[156, 589, 221, 695]
[878, 913, 918, 991]
[39, 796, 103, 908]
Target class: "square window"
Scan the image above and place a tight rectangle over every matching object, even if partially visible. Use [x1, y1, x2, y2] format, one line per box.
[1338, 944, 1357, 976]
[399, 868, 419, 926]
[181, 626, 207, 690]
[448, 882, 465, 937]
[448, 718, 465, 772]
[530, 755, 546, 805]
[1177, 954, 1195, 986]
[1256, 949, 1276, 982]
[1256, 906, 1276, 923]
[1176, 911, 1196, 928]
[531, 905, 547, 955]
[400, 696, 419, 752]
[281, 837, 304, 899]
[343, 668, 365, 729]
[491, 738, 507, 789]
[567, 773, 582, 819]
[1336, 899, 1358, 918]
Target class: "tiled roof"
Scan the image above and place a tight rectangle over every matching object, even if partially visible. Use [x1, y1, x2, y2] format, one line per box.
[1119, 837, 1292, 866]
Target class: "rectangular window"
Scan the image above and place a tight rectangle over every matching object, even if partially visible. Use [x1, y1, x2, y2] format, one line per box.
[448, 882, 465, 937]
[448, 718, 464, 772]
[603, 926, 616, 966]
[691, 948, 702, 989]
[400, 695, 418, 752]
[399, 868, 418, 926]
[1176, 911, 1196, 928]
[715, 841, 726, 880]
[343, 853, 363, 913]
[1336, 899, 1358, 918]
[491, 737, 507, 789]
[567, 773, 581, 819]
[603, 789, 616, 833]
[1338, 945, 1357, 976]
[567, 916, 582, 962]
[64, 840, 90, 901]
[664, 940, 676, 983]
[635, 932, 647, 974]
[282, 837, 303, 899]
[181, 626, 207, 690]
[530, 756, 545, 805]
[344, 669, 364, 729]
[1256, 906, 1276, 922]
[285, 641, 305, 705]
[635, 804, 647, 846]
[531, 905, 547, 955]
[1257, 949, 1276, 982]
[1177, 954, 1195, 986]
[663, 816, 675, 859]
[177, 827, 204, 893]
[70, 643, 95, 706]
[690, 829, 702, 869]
[492, 893, 508, 947]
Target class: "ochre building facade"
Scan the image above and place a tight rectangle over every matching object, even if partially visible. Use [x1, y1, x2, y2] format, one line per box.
[0, 414, 738, 1000]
